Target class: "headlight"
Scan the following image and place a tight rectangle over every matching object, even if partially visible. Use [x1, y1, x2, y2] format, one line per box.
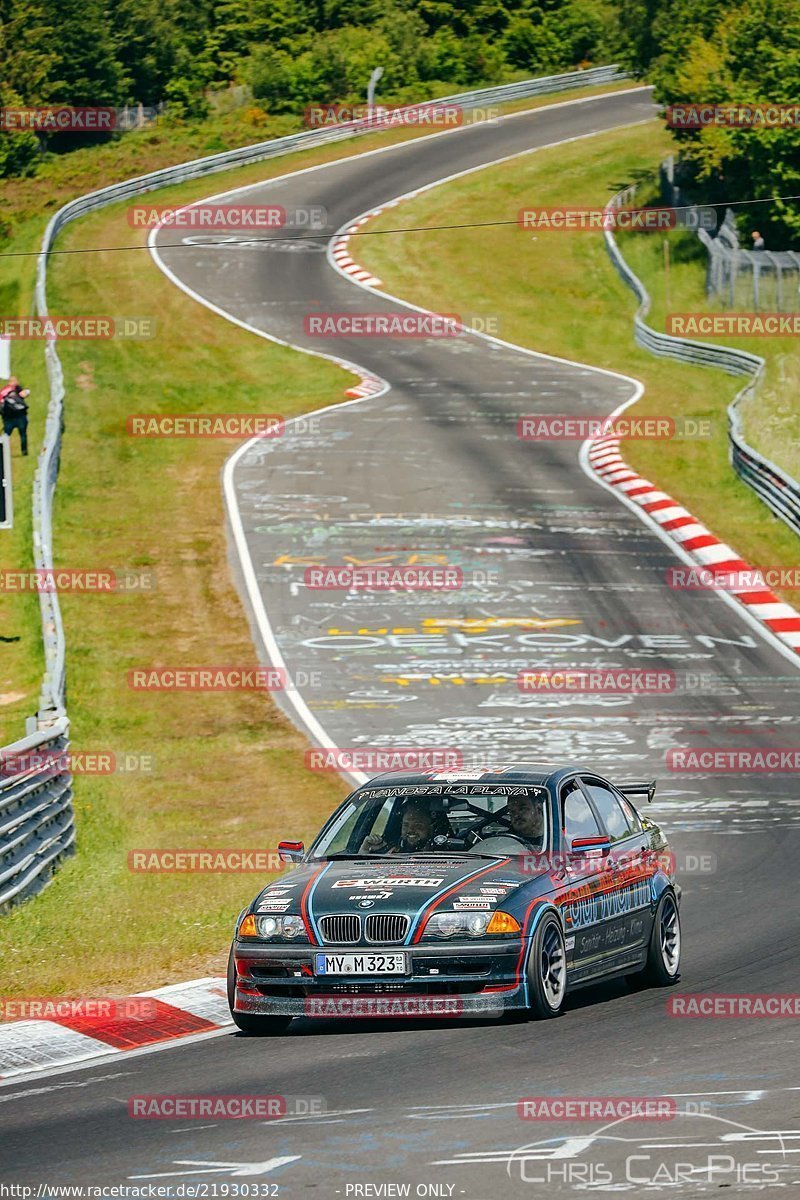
[424, 911, 491, 938]
[423, 910, 521, 939]
[254, 914, 308, 940]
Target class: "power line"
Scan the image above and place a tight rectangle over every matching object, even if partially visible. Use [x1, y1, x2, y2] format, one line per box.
[1, 194, 799, 260]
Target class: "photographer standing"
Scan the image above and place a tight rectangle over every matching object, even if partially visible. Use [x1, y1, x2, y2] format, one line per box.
[0, 376, 30, 456]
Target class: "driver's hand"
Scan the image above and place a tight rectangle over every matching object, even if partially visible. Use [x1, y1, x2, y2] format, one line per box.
[360, 833, 388, 853]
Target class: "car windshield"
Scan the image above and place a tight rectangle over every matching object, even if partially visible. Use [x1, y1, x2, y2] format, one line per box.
[309, 784, 548, 859]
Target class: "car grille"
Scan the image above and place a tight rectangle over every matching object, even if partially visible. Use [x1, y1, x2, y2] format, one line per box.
[365, 914, 409, 944]
[318, 915, 360, 944]
[317, 914, 410, 944]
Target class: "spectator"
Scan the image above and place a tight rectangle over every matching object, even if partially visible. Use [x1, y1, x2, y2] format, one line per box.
[0, 377, 30, 456]
[751, 231, 765, 251]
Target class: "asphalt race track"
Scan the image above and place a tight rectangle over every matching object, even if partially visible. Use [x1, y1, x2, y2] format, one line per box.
[3, 87, 799, 1196]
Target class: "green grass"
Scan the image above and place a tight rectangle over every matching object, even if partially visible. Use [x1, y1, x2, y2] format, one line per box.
[356, 121, 800, 609]
[0, 80, 640, 997]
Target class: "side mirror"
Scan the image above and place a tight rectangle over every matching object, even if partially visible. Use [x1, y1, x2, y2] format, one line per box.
[278, 840, 304, 864]
[569, 834, 611, 857]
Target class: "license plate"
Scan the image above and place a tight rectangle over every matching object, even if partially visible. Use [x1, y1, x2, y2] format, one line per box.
[314, 952, 408, 976]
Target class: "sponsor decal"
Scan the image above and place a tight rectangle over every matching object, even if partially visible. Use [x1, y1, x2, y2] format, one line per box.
[452, 899, 493, 909]
[256, 901, 292, 913]
[332, 877, 444, 888]
[562, 879, 651, 930]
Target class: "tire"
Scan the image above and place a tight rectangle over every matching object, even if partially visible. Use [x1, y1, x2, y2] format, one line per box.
[525, 912, 567, 1019]
[227, 946, 292, 1036]
[627, 889, 681, 989]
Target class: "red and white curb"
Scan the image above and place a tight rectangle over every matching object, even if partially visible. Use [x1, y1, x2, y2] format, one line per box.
[0, 977, 230, 1080]
[587, 435, 800, 654]
[331, 212, 383, 287]
[344, 375, 384, 399]
[333, 215, 385, 400]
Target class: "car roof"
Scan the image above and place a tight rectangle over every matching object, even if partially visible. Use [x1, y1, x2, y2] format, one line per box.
[360, 763, 601, 790]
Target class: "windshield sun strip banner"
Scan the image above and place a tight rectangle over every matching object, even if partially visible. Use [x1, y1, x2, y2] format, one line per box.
[355, 784, 548, 801]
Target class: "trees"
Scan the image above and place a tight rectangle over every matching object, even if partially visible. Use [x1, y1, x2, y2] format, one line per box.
[0, 0, 616, 178]
[619, 0, 800, 246]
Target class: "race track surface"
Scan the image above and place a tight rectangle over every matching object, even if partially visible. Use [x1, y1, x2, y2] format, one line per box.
[3, 87, 799, 1196]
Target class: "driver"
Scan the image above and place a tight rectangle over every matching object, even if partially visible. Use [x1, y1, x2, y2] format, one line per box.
[360, 800, 435, 854]
[506, 793, 544, 843]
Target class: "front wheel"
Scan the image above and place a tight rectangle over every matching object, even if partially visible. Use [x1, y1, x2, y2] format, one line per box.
[627, 889, 681, 989]
[526, 912, 567, 1019]
[227, 946, 292, 1036]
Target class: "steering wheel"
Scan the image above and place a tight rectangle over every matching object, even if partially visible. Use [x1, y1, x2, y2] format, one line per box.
[432, 809, 515, 850]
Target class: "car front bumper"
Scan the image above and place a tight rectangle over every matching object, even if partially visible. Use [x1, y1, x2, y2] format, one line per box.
[232, 937, 529, 1018]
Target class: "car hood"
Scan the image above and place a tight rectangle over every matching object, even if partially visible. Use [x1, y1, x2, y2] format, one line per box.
[253, 855, 547, 920]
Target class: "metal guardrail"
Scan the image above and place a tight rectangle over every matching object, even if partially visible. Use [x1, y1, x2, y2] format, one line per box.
[0, 722, 74, 912]
[3, 64, 629, 911]
[603, 186, 800, 538]
[661, 159, 800, 313]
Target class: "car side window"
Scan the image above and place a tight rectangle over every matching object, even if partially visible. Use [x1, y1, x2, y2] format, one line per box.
[617, 794, 642, 832]
[562, 783, 601, 842]
[583, 780, 634, 842]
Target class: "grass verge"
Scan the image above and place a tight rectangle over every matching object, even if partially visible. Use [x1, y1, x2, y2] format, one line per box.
[356, 121, 800, 608]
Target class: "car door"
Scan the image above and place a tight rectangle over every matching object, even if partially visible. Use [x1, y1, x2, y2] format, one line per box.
[578, 776, 654, 971]
[555, 778, 609, 983]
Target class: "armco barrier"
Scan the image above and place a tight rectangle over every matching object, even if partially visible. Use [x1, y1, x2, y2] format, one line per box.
[603, 187, 800, 538]
[0, 722, 74, 912]
[3, 65, 628, 910]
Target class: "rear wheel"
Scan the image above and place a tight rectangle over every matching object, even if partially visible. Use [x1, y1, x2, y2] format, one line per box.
[227, 946, 292, 1036]
[526, 912, 567, 1019]
[627, 889, 681, 989]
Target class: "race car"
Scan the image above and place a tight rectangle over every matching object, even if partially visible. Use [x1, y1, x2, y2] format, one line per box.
[227, 764, 682, 1033]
